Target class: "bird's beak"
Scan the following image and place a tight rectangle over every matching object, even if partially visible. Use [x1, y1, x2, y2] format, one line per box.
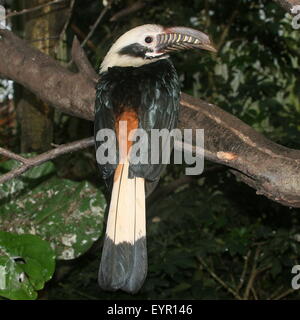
[156, 26, 217, 54]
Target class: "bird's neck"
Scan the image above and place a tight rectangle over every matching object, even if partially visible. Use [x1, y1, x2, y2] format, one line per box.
[99, 59, 176, 79]
[100, 51, 169, 74]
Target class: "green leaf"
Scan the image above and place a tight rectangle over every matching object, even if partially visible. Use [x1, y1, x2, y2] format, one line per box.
[0, 231, 55, 300]
[171, 282, 192, 293]
[271, 259, 282, 278]
[0, 156, 55, 202]
[0, 177, 106, 260]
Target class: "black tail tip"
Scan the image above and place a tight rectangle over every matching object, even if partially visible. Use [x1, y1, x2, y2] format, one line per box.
[98, 236, 148, 294]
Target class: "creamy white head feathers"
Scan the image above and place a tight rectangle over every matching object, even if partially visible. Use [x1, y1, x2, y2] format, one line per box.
[100, 24, 167, 73]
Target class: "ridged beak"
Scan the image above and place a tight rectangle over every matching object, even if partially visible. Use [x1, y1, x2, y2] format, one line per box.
[156, 26, 217, 54]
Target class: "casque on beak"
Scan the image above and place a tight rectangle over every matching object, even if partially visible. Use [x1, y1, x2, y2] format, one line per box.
[156, 26, 217, 54]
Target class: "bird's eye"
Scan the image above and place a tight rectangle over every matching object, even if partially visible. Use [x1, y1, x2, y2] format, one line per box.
[145, 36, 153, 44]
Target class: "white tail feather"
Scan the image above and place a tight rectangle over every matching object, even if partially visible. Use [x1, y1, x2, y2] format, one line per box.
[99, 159, 147, 293]
[106, 161, 146, 245]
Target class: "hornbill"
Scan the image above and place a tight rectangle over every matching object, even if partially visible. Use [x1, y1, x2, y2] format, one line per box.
[94, 24, 216, 294]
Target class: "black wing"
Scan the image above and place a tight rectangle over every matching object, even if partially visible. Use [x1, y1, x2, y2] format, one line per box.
[128, 61, 180, 181]
[94, 79, 118, 185]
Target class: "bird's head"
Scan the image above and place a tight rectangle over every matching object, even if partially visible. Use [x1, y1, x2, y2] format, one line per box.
[100, 24, 216, 73]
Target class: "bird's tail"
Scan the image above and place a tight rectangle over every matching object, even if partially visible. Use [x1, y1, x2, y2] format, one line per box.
[98, 159, 147, 294]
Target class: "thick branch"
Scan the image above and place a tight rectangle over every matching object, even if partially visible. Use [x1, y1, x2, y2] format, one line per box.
[71, 36, 99, 82]
[0, 29, 95, 120]
[179, 94, 300, 207]
[0, 27, 300, 207]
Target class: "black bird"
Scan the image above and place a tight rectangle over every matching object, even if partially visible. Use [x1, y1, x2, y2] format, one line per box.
[94, 24, 216, 294]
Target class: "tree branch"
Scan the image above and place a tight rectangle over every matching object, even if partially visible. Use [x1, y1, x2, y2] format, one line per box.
[236, 250, 251, 293]
[110, 1, 146, 22]
[0, 29, 95, 120]
[0, 2, 300, 208]
[4, 0, 68, 20]
[0, 137, 94, 184]
[56, 0, 75, 44]
[0, 147, 28, 164]
[71, 36, 99, 82]
[197, 256, 242, 300]
[273, 288, 296, 300]
[243, 247, 260, 299]
[79, 3, 111, 49]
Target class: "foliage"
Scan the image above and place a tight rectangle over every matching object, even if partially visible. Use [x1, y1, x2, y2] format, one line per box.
[0, 157, 106, 299]
[0, 231, 55, 300]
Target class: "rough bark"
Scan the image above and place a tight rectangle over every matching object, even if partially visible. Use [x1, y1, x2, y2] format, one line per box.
[179, 94, 300, 208]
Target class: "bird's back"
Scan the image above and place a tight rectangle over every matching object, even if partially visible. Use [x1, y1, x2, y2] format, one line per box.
[95, 59, 180, 186]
